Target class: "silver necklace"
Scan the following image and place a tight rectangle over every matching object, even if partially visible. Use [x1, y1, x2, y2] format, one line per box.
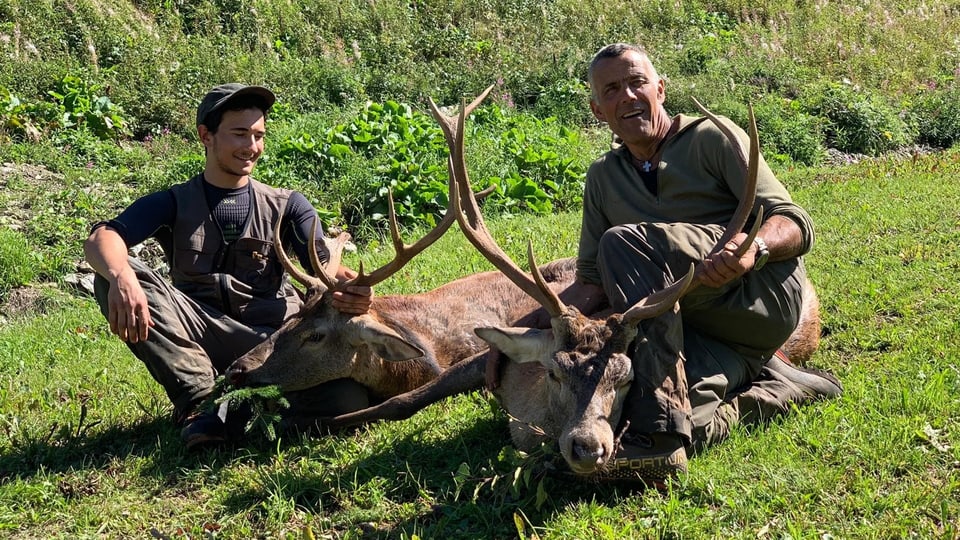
[632, 130, 671, 174]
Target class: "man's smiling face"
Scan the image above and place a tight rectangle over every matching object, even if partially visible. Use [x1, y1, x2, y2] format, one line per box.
[200, 107, 266, 182]
[589, 50, 669, 155]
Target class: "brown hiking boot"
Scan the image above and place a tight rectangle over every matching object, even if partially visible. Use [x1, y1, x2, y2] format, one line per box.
[598, 432, 688, 487]
[179, 400, 251, 450]
[180, 410, 229, 450]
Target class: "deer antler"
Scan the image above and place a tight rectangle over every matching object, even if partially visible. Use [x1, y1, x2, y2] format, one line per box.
[622, 264, 696, 325]
[429, 86, 569, 318]
[434, 89, 764, 324]
[274, 215, 342, 294]
[691, 97, 763, 260]
[277, 159, 494, 295]
[345, 187, 453, 288]
[684, 98, 765, 301]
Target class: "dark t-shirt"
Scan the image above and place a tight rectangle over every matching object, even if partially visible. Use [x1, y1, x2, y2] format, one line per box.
[96, 179, 330, 269]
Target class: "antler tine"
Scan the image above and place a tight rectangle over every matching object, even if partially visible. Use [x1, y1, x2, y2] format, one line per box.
[463, 84, 496, 120]
[273, 215, 333, 294]
[307, 216, 346, 291]
[441, 90, 567, 319]
[620, 100, 764, 324]
[350, 185, 460, 288]
[622, 263, 696, 325]
[427, 84, 495, 153]
[526, 240, 567, 316]
[346, 88, 503, 290]
[691, 98, 761, 259]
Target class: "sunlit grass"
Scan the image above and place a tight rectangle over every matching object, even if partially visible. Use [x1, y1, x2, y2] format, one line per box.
[2, 150, 959, 537]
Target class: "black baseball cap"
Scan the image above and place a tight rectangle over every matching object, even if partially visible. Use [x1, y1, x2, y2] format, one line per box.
[196, 83, 276, 127]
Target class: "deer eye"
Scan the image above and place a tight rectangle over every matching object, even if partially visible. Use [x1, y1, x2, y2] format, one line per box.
[547, 370, 561, 383]
[307, 330, 326, 343]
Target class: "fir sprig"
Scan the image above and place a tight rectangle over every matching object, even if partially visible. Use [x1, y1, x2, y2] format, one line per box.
[199, 376, 291, 442]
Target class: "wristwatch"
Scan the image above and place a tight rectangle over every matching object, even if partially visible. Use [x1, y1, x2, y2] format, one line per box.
[753, 237, 770, 271]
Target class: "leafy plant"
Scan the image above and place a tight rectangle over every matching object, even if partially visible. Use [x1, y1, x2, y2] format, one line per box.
[486, 111, 586, 213]
[452, 441, 557, 511]
[274, 99, 450, 230]
[267, 98, 597, 233]
[531, 78, 592, 126]
[0, 87, 61, 142]
[273, 131, 353, 186]
[752, 94, 826, 166]
[48, 73, 130, 141]
[488, 172, 554, 215]
[676, 9, 739, 76]
[202, 376, 290, 443]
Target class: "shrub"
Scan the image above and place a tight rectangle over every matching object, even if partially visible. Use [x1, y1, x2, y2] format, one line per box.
[267, 99, 449, 232]
[909, 82, 960, 148]
[493, 114, 586, 213]
[0, 87, 63, 142]
[675, 9, 739, 76]
[800, 81, 912, 156]
[260, 99, 598, 236]
[751, 95, 826, 167]
[531, 78, 592, 127]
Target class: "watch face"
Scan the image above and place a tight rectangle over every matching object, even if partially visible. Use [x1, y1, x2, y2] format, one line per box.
[753, 238, 769, 270]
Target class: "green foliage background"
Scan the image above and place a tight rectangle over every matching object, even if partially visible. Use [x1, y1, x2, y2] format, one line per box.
[2, 0, 960, 146]
[1, 0, 959, 281]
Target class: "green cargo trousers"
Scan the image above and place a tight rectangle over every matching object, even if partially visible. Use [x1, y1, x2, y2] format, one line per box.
[93, 257, 369, 423]
[595, 222, 806, 449]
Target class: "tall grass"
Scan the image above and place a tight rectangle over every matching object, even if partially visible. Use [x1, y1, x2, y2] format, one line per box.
[2, 1, 959, 141]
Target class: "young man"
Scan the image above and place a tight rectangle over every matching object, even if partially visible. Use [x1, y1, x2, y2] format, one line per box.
[510, 44, 842, 485]
[84, 83, 372, 449]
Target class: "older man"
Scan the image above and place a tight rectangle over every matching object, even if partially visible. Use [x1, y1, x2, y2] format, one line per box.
[543, 43, 841, 484]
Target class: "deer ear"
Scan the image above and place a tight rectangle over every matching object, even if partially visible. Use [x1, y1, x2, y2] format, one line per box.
[353, 318, 424, 361]
[475, 327, 554, 365]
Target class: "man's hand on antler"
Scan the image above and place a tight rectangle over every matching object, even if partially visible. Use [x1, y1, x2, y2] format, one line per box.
[484, 346, 503, 391]
[697, 231, 757, 288]
[332, 267, 373, 314]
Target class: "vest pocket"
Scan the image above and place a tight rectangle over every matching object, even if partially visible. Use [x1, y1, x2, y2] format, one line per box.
[174, 239, 216, 275]
[231, 237, 279, 286]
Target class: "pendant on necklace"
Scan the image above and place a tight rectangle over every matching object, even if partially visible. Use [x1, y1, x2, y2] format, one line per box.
[642, 160, 653, 173]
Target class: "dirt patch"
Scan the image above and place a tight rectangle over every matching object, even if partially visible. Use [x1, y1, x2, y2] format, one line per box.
[0, 162, 66, 233]
[0, 162, 59, 185]
[0, 286, 49, 322]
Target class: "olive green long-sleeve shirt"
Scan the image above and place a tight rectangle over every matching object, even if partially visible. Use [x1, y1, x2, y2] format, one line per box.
[576, 114, 815, 285]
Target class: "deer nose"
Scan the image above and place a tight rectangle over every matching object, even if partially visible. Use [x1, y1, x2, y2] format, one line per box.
[573, 441, 605, 465]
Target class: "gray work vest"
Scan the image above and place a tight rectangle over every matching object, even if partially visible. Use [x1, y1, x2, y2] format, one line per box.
[168, 174, 302, 327]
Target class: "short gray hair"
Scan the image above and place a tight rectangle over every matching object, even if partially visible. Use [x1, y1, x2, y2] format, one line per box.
[587, 43, 658, 100]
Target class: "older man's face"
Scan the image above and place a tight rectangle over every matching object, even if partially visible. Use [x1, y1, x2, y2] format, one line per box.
[589, 50, 668, 153]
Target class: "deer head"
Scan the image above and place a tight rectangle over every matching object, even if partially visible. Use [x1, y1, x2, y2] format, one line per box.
[226, 144, 494, 395]
[430, 88, 761, 475]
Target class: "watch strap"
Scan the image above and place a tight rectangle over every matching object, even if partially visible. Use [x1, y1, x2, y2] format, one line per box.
[753, 237, 770, 271]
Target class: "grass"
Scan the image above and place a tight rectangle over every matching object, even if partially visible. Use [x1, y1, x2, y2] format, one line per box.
[2, 150, 960, 538]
